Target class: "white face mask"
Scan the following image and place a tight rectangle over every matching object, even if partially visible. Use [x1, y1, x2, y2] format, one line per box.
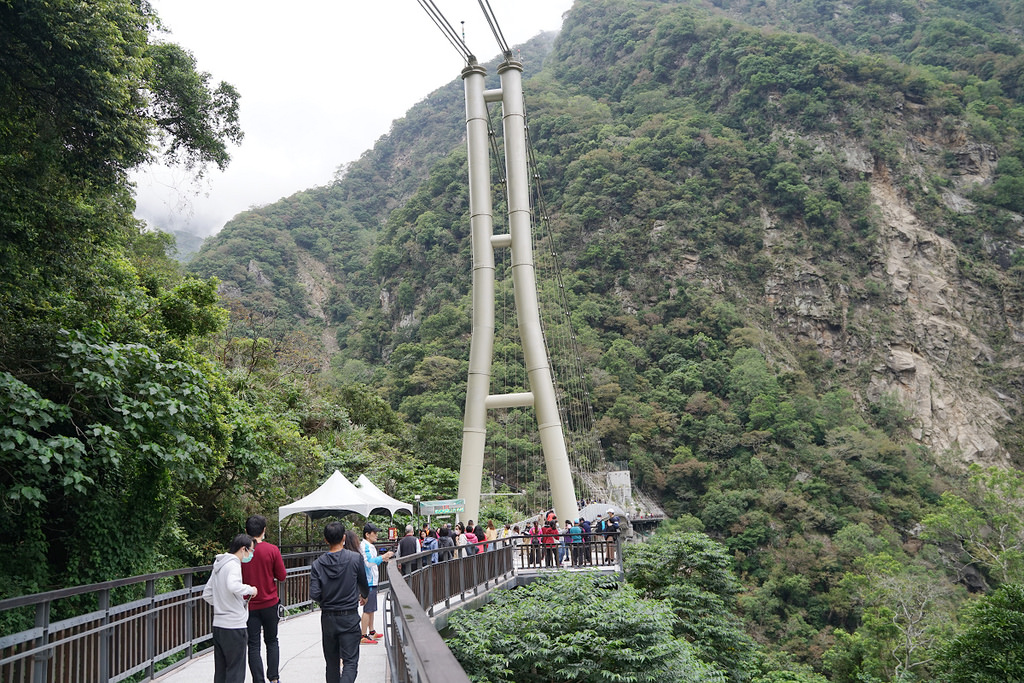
[241, 547, 254, 563]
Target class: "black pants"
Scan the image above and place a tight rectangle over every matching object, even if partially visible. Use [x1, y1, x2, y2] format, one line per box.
[321, 610, 361, 683]
[212, 626, 247, 683]
[247, 603, 281, 682]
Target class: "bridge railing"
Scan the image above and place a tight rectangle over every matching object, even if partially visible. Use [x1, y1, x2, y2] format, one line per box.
[382, 532, 623, 683]
[0, 548, 386, 683]
[0, 534, 620, 683]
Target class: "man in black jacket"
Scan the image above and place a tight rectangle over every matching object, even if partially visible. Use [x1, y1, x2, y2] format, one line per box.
[397, 524, 420, 574]
[310, 521, 369, 683]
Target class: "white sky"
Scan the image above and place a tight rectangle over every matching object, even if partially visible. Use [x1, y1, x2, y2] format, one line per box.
[133, 0, 575, 237]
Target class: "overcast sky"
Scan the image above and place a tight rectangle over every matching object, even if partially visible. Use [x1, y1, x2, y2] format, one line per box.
[133, 0, 575, 237]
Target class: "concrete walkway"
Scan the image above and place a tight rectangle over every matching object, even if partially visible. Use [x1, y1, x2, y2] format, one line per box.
[158, 607, 388, 682]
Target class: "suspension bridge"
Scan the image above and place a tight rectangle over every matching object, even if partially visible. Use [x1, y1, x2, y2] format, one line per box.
[0, 2, 664, 681]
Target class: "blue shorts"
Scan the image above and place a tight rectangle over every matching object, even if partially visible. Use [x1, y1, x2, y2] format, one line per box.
[364, 587, 378, 613]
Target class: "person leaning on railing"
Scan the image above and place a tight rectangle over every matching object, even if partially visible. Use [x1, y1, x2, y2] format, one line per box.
[359, 523, 394, 644]
[437, 525, 455, 561]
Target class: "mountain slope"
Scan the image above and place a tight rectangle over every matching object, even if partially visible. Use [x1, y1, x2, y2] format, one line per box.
[189, 2, 1024, 669]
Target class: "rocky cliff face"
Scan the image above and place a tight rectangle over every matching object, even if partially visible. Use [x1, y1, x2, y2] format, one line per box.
[762, 131, 1021, 467]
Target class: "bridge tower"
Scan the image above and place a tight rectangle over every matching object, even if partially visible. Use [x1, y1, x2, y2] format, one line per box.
[456, 57, 578, 526]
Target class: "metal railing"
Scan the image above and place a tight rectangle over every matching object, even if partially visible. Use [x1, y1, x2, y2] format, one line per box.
[383, 533, 623, 683]
[0, 549, 389, 683]
[0, 534, 620, 683]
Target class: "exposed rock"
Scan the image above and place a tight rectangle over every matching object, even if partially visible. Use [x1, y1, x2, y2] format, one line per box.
[247, 259, 273, 287]
[865, 178, 1011, 466]
[842, 143, 873, 174]
[218, 281, 243, 299]
[941, 190, 976, 214]
[293, 249, 331, 321]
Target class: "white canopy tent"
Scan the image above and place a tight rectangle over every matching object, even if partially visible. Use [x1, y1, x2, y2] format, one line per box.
[356, 474, 413, 516]
[278, 470, 377, 521]
[277, 470, 413, 544]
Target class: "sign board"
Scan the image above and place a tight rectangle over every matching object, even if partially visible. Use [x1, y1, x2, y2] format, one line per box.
[419, 498, 465, 515]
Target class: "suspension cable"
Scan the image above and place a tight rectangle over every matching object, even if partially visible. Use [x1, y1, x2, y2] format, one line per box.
[476, 0, 512, 59]
[524, 101, 603, 504]
[417, 0, 476, 64]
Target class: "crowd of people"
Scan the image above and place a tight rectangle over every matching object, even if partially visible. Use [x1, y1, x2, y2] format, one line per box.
[202, 508, 625, 682]
[389, 508, 624, 571]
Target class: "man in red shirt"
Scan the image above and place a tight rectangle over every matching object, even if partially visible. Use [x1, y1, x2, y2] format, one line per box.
[242, 515, 288, 683]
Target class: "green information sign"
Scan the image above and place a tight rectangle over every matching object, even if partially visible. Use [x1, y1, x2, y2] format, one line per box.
[419, 498, 465, 515]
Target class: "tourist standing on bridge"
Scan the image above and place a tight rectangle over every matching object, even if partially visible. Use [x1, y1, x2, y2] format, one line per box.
[471, 520, 486, 553]
[528, 520, 542, 566]
[360, 523, 394, 644]
[604, 509, 621, 564]
[437, 525, 455, 561]
[203, 534, 258, 683]
[311, 521, 369, 683]
[397, 524, 421, 572]
[484, 520, 497, 551]
[241, 515, 287, 683]
[580, 516, 593, 565]
[422, 528, 439, 563]
[570, 519, 584, 566]
[541, 520, 559, 567]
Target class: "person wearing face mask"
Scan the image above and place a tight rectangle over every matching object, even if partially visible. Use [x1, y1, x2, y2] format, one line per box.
[203, 533, 259, 683]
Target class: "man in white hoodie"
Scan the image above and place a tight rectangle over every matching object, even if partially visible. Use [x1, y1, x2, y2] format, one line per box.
[203, 533, 258, 683]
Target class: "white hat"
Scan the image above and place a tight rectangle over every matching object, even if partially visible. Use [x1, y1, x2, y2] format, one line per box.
[607, 508, 614, 514]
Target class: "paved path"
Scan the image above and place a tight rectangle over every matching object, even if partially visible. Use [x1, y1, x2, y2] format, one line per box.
[158, 608, 388, 682]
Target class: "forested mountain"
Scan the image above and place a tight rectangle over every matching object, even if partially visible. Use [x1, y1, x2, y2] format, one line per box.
[186, 0, 1024, 677]
[4, 0, 1024, 679]
[193, 0, 1024, 468]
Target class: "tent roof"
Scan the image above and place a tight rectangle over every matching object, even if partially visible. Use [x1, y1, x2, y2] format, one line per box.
[356, 474, 413, 516]
[278, 470, 376, 521]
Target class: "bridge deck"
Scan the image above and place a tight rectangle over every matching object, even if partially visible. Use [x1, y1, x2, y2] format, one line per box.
[156, 561, 621, 683]
[156, 608, 388, 682]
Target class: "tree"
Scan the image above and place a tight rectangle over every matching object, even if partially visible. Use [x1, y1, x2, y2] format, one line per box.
[824, 553, 961, 682]
[922, 465, 1024, 585]
[0, 0, 243, 594]
[0, 327, 230, 592]
[0, 0, 241, 362]
[447, 572, 725, 683]
[625, 529, 759, 681]
[936, 583, 1024, 683]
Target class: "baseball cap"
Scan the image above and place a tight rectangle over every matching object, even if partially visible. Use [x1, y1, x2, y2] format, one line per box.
[363, 523, 380, 535]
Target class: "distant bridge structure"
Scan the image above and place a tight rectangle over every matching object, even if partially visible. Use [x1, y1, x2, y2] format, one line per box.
[446, 3, 665, 527]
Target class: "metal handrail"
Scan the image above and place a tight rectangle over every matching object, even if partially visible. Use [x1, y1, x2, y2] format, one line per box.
[383, 533, 623, 683]
[0, 548, 387, 683]
[0, 535, 622, 683]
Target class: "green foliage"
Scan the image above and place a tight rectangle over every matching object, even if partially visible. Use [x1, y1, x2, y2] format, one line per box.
[448, 572, 725, 683]
[936, 583, 1024, 683]
[626, 530, 758, 680]
[0, 327, 228, 591]
[824, 553, 962, 682]
[145, 42, 242, 172]
[922, 465, 1024, 585]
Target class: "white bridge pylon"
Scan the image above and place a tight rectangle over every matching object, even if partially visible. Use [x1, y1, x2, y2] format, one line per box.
[456, 58, 579, 526]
